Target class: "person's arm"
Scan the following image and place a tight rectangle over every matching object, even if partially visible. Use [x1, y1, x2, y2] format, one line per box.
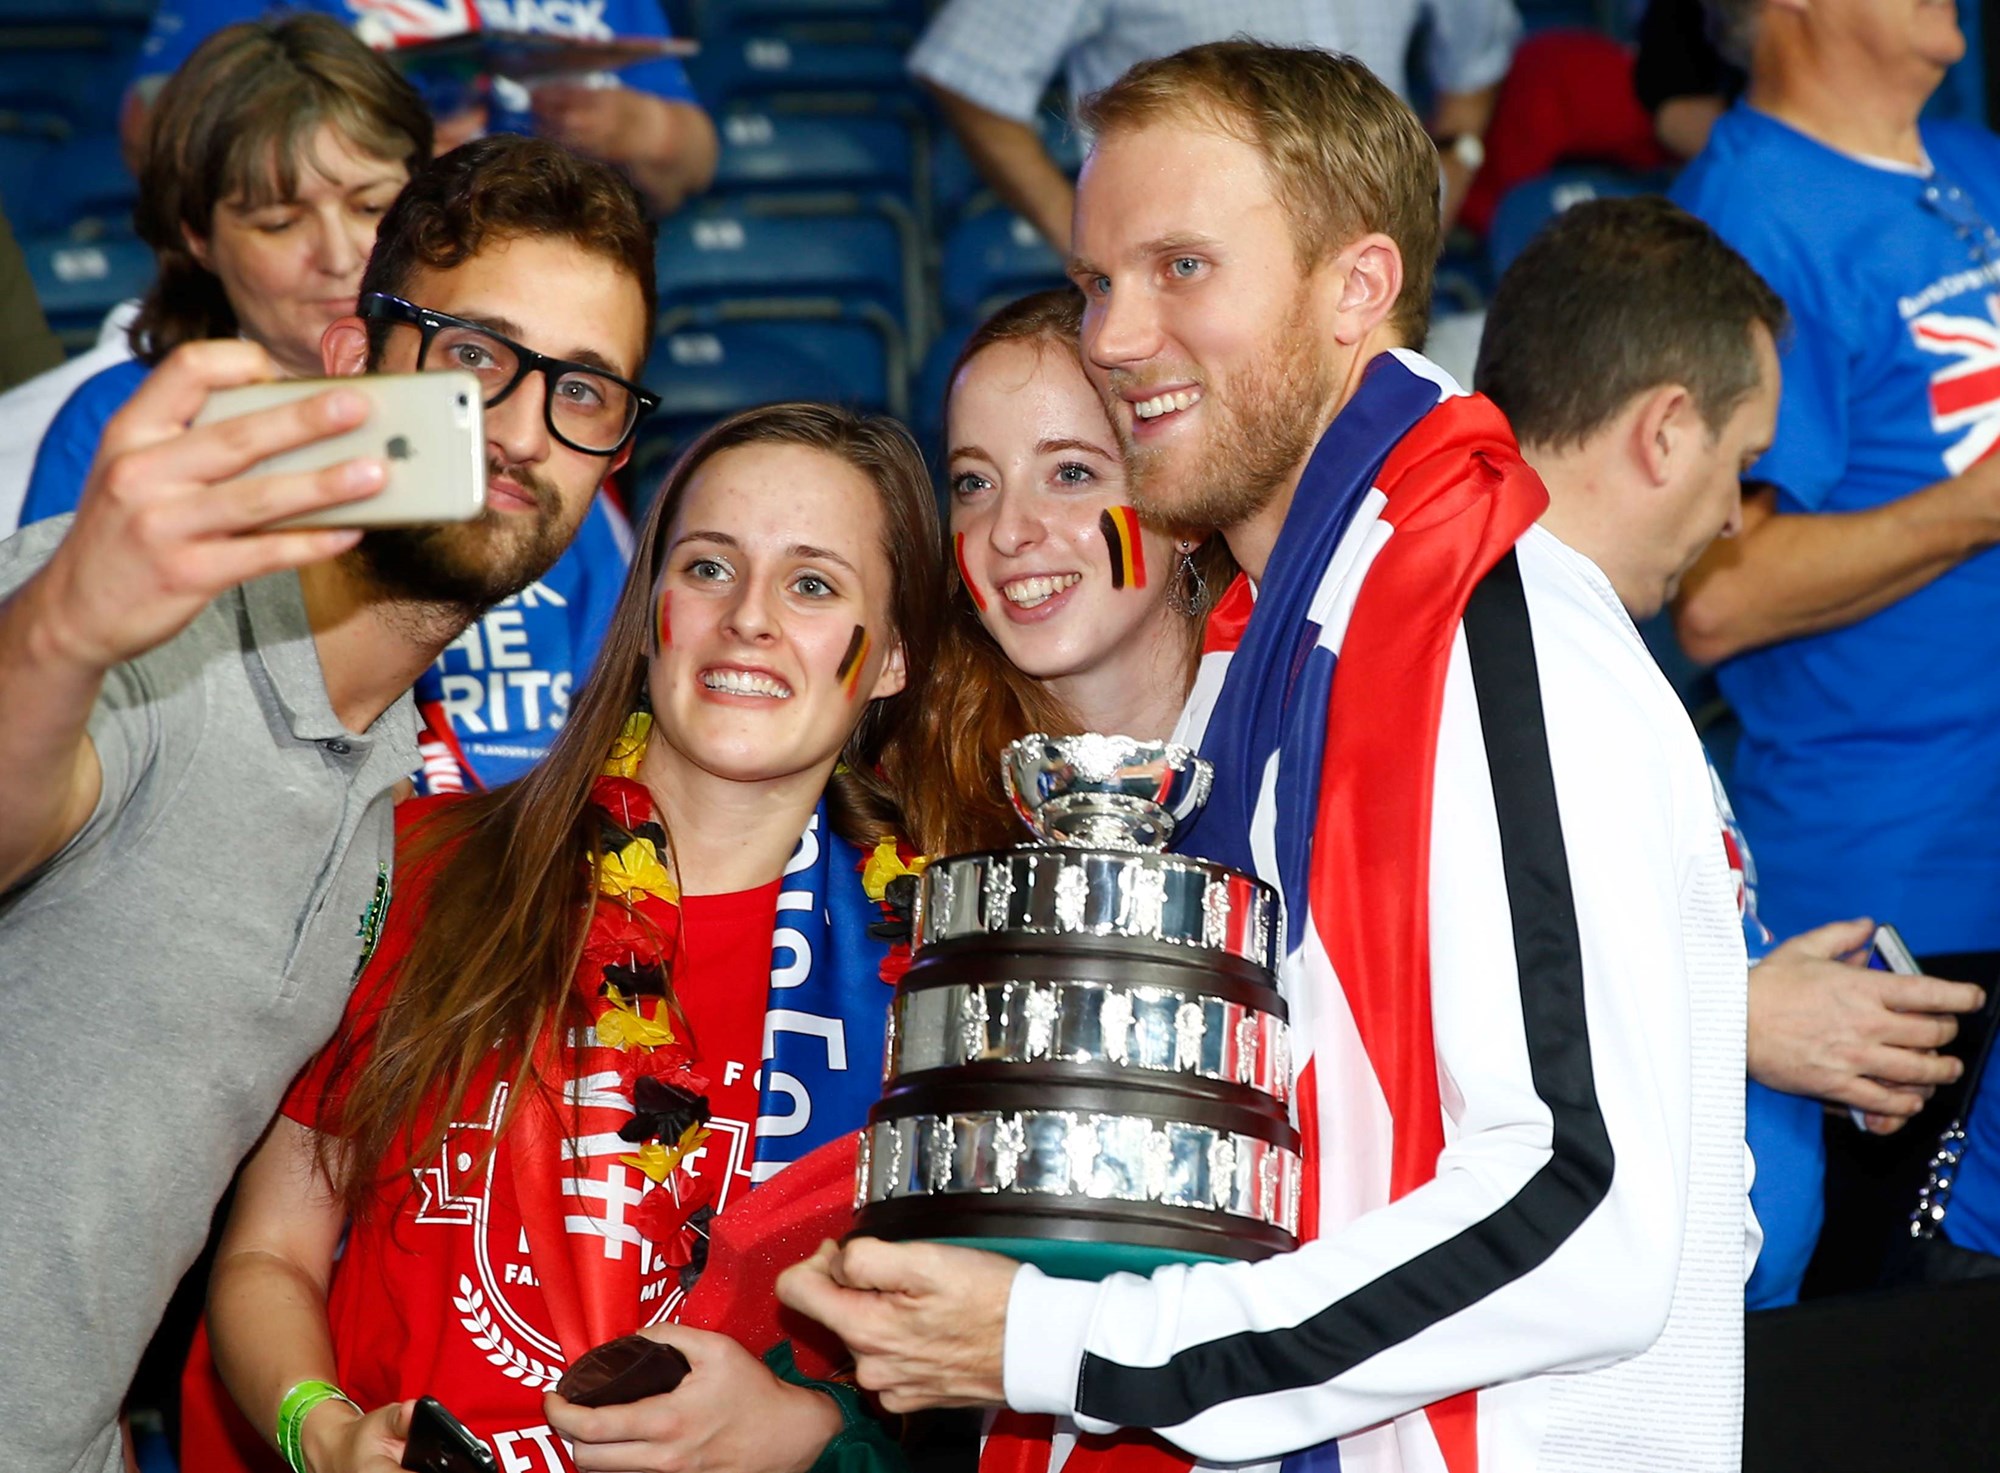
[1655, 96, 1727, 161]
[1672, 463, 2000, 663]
[531, 87, 719, 215]
[0, 340, 382, 892]
[1431, 84, 1499, 232]
[907, 0, 1087, 248]
[1423, 0, 1520, 229]
[209, 1117, 414, 1472]
[784, 612, 1706, 1455]
[1633, 0, 1737, 160]
[1747, 917, 1985, 1127]
[923, 83, 1075, 249]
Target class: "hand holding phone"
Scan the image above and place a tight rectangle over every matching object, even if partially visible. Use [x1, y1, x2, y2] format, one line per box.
[400, 1396, 497, 1473]
[192, 370, 486, 529]
[39, 341, 390, 676]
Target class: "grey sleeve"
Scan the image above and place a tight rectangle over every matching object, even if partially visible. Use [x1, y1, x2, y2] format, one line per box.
[908, 0, 1099, 121]
[0, 518, 160, 867]
[1422, 0, 1522, 95]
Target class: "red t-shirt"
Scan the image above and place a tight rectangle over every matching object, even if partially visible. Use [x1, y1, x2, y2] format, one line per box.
[286, 852, 782, 1471]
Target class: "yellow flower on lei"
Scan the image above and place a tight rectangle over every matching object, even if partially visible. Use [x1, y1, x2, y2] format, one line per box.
[603, 710, 652, 778]
[861, 836, 929, 902]
[595, 986, 677, 1050]
[621, 1121, 712, 1183]
[598, 836, 678, 904]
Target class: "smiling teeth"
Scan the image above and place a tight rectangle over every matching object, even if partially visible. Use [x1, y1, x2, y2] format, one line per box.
[703, 669, 791, 698]
[1134, 389, 1201, 420]
[1004, 573, 1082, 608]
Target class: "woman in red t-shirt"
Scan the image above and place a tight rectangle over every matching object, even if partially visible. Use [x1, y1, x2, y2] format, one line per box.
[205, 403, 943, 1473]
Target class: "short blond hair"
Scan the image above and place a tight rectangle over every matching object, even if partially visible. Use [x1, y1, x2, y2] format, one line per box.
[1079, 41, 1440, 345]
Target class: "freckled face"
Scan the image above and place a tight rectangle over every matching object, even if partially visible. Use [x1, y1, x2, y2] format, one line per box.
[644, 443, 906, 787]
[946, 339, 1176, 685]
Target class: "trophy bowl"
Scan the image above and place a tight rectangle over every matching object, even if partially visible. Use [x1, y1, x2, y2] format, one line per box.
[1002, 733, 1214, 852]
[854, 735, 1298, 1280]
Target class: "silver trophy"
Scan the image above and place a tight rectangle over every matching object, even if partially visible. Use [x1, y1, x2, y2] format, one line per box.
[855, 734, 1300, 1278]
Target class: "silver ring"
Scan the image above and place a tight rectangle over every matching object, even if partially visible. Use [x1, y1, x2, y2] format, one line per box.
[887, 978, 1290, 1105]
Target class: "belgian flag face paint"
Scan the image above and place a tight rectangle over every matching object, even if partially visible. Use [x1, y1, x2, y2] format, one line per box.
[838, 624, 872, 700]
[654, 589, 672, 653]
[955, 532, 988, 611]
[1100, 505, 1147, 591]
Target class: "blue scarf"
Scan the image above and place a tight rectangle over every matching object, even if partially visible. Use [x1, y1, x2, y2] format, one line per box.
[751, 805, 893, 1180]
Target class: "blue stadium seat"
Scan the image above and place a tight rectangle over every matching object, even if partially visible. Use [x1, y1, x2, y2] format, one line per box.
[688, 35, 910, 112]
[0, 35, 143, 130]
[712, 110, 913, 199]
[635, 311, 898, 487]
[1486, 166, 1674, 278]
[25, 131, 135, 234]
[939, 210, 1069, 325]
[695, 0, 925, 41]
[22, 229, 151, 349]
[656, 203, 911, 329]
[0, 127, 59, 218]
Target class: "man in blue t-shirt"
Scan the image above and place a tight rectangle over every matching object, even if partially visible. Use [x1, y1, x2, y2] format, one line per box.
[122, 0, 717, 215]
[1673, 0, 2000, 1282]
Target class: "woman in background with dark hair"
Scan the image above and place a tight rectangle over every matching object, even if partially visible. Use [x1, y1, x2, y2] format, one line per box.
[204, 403, 941, 1473]
[891, 289, 1233, 856]
[15, 14, 431, 527]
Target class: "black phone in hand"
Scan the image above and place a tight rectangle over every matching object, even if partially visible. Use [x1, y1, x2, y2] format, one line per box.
[400, 1396, 498, 1473]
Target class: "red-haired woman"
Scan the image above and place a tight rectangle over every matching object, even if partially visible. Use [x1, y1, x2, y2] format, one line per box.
[891, 289, 1232, 856]
[204, 403, 941, 1473]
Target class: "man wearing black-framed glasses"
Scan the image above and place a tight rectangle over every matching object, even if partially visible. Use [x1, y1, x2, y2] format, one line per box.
[320, 145, 660, 798]
[0, 134, 657, 1473]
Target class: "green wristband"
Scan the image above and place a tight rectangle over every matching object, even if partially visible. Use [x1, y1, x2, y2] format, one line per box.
[276, 1379, 359, 1473]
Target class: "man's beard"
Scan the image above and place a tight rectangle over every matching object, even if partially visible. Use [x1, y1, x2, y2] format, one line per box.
[355, 460, 576, 613]
[1112, 298, 1331, 532]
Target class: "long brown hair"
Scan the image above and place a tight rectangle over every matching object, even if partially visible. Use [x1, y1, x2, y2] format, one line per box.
[319, 404, 943, 1214]
[130, 14, 432, 363]
[888, 289, 1236, 856]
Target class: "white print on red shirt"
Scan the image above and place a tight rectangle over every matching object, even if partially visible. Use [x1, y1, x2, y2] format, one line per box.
[418, 1050, 759, 1389]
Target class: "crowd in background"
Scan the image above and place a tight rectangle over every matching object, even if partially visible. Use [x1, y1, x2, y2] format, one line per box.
[2, 1, 1999, 1471]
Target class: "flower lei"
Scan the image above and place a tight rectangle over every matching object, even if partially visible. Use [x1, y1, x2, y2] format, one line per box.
[583, 712, 924, 1272]
[588, 711, 715, 1269]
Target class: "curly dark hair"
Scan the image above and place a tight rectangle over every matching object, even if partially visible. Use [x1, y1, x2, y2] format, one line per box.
[358, 134, 659, 366]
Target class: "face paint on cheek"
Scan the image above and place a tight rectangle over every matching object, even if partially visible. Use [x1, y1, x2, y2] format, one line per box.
[955, 532, 988, 612]
[1100, 506, 1147, 591]
[838, 624, 872, 700]
[654, 589, 672, 652]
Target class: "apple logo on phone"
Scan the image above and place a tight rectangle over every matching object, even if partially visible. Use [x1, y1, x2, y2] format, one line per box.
[386, 435, 414, 461]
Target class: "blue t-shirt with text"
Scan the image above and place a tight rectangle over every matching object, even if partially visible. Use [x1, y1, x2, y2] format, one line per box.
[1674, 106, 2000, 958]
[134, 0, 696, 131]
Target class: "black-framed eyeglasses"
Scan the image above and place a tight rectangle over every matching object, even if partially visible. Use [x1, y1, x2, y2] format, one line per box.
[360, 292, 658, 456]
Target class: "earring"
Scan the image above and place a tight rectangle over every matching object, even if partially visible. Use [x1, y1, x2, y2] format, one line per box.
[1167, 540, 1208, 619]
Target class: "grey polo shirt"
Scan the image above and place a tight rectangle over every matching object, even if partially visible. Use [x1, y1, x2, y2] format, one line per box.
[0, 517, 420, 1473]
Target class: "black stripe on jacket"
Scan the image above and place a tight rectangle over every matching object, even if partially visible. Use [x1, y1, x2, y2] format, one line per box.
[1075, 550, 1618, 1429]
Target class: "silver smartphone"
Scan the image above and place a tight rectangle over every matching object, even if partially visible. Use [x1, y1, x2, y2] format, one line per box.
[191, 370, 486, 529]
